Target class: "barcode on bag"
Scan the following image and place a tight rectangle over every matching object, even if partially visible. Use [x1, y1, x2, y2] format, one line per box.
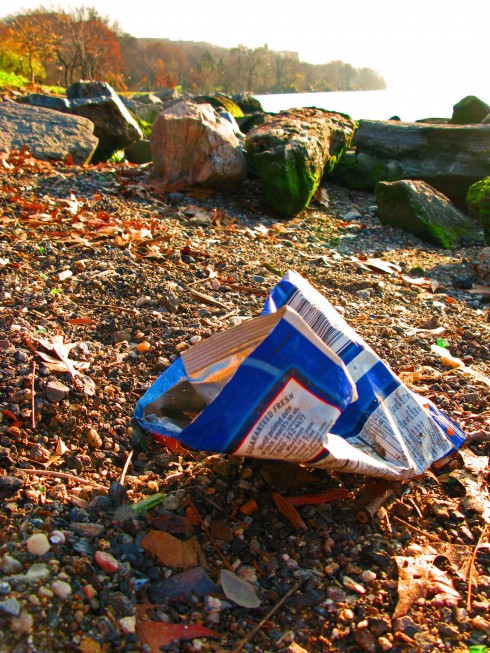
[288, 291, 353, 356]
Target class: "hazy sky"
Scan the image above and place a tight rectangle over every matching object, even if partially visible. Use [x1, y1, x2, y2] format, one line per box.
[3, 0, 488, 93]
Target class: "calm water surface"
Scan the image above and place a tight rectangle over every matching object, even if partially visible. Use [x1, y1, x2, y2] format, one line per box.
[255, 86, 490, 122]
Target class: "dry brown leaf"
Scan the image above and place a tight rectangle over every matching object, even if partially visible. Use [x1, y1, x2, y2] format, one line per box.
[32, 334, 89, 377]
[137, 618, 218, 652]
[427, 565, 461, 607]
[141, 531, 206, 569]
[272, 492, 307, 530]
[393, 554, 435, 618]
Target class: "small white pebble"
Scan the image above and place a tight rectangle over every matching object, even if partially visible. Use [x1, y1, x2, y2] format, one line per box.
[361, 569, 377, 583]
[27, 533, 50, 556]
[51, 580, 72, 600]
[49, 531, 66, 545]
[189, 335, 202, 345]
[119, 616, 136, 634]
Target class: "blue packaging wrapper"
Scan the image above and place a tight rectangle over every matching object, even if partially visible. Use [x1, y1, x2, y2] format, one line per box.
[135, 270, 466, 478]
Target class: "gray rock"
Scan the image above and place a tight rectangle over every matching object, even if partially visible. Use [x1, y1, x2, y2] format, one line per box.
[45, 380, 69, 403]
[0, 555, 23, 575]
[0, 598, 21, 617]
[67, 81, 142, 162]
[330, 119, 490, 208]
[392, 615, 423, 637]
[0, 100, 98, 164]
[125, 139, 152, 164]
[18, 93, 71, 112]
[375, 179, 483, 249]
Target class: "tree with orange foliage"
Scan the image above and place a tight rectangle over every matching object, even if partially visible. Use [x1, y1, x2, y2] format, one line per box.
[2, 11, 57, 84]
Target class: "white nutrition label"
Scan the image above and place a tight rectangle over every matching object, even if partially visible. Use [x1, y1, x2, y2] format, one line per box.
[233, 377, 341, 462]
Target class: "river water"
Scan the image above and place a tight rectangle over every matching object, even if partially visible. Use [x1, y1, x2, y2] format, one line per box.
[255, 85, 490, 122]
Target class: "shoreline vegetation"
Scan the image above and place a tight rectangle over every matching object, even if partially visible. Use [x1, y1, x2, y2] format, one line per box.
[0, 5, 386, 95]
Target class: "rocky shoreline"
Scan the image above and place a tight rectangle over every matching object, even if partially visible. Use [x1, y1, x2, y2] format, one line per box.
[0, 86, 490, 653]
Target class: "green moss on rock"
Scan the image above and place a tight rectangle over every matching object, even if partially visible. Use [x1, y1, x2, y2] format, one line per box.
[329, 151, 401, 189]
[467, 176, 490, 244]
[195, 94, 244, 118]
[375, 179, 483, 249]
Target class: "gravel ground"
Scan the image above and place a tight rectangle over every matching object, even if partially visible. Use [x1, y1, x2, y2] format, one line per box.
[0, 150, 489, 653]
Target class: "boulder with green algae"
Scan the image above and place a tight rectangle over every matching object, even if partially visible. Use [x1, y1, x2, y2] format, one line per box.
[451, 95, 490, 124]
[245, 108, 356, 216]
[467, 176, 490, 244]
[375, 179, 483, 249]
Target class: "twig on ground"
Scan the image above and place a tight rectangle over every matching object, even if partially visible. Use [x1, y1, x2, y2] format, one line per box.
[31, 361, 36, 429]
[357, 488, 394, 523]
[231, 579, 303, 653]
[393, 515, 442, 542]
[219, 282, 269, 296]
[187, 288, 231, 309]
[466, 524, 489, 611]
[17, 468, 108, 491]
[119, 450, 133, 486]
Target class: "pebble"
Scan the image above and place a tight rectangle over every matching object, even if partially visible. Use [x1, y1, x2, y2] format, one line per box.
[378, 636, 393, 651]
[0, 555, 23, 574]
[343, 575, 366, 594]
[83, 585, 98, 599]
[28, 443, 51, 463]
[26, 563, 51, 581]
[354, 627, 378, 652]
[27, 533, 51, 556]
[135, 295, 151, 307]
[49, 531, 66, 545]
[119, 616, 136, 634]
[94, 551, 119, 574]
[38, 586, 54, 598]
[86, 427, 103, 449]
[361, 569, 377, 583]
[51, 580, 72, 600]
[45, 380, 70, 402]
[0, 598, 21, 617]
[189, 335, 202, 345]
[10, 609, 34, 633]
[73, 523, 104, 538]
[204, 595, 232, 613]
[0, 581, 11, 596]
[162, 494, 179, 511]
[326, 586, 347, 602]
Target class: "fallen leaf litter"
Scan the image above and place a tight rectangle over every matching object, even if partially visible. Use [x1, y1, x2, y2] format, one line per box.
[0, 150, 489, 652]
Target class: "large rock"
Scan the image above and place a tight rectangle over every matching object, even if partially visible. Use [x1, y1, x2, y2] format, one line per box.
[0, 99, 98, 164]
[119, 96, 162, 124]
[246, 108, 355, 216]
[375, 179, 483, 249]
[330, 120, 490, 208]
[467, 176, 490, 244]
[150, 99, 247, 190]
[451, 95, 490, 124]
[67, 81, 142, 162]
[18, 93, 71, 112]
